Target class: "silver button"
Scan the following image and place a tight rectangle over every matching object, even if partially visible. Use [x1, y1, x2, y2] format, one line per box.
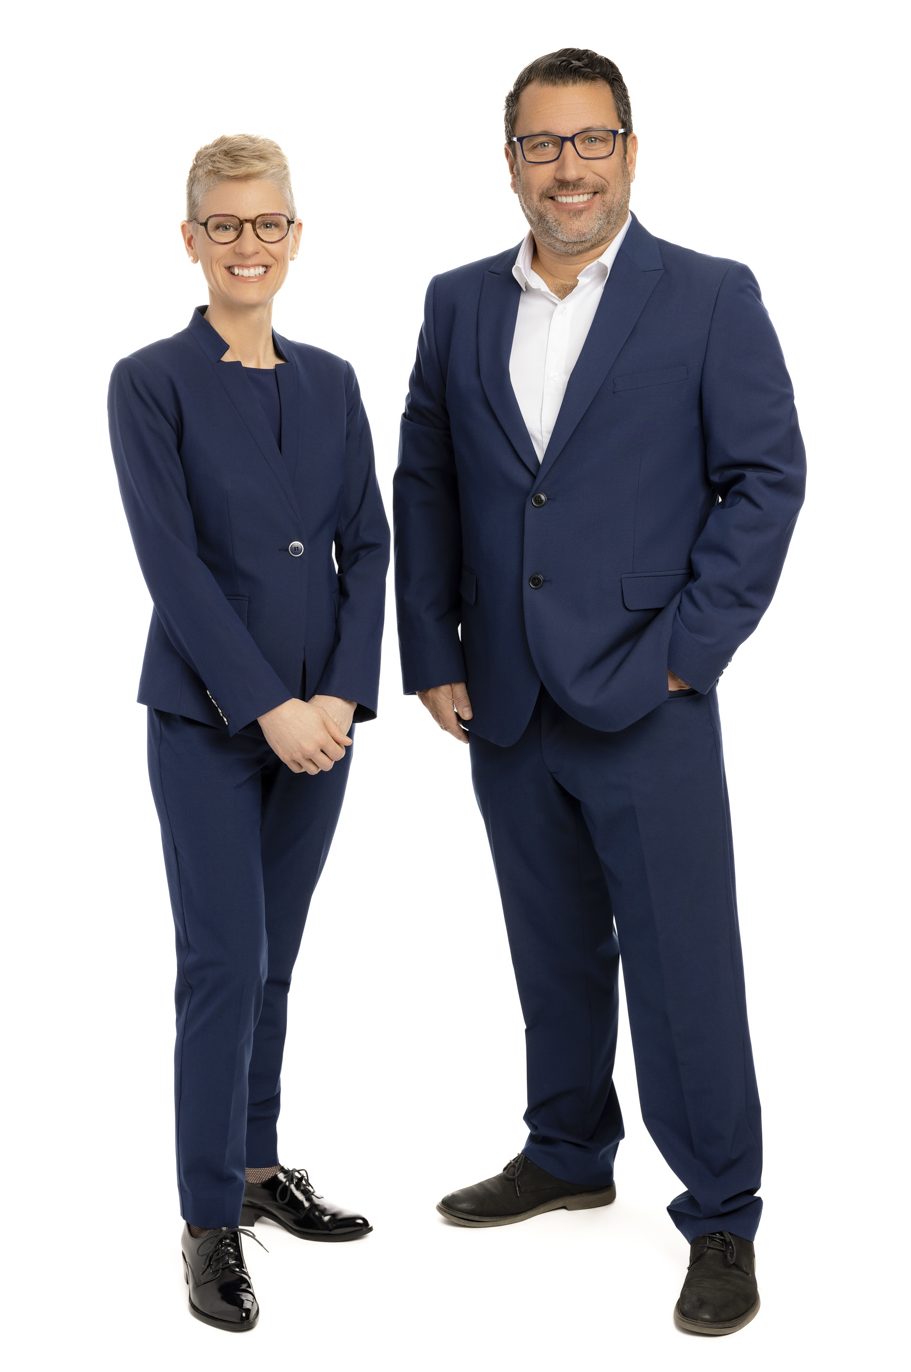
[288, 541, 304, 557]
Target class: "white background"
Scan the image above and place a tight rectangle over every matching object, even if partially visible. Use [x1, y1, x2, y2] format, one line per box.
[3, 0, 906, 1366]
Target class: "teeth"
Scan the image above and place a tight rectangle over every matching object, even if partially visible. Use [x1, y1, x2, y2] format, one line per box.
[229, 265, 268, 277]
[554, 193, 595, 203]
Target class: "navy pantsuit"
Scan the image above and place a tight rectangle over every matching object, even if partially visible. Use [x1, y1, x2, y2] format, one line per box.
[109, 306, 389, 1226]
[394, 213, 805, 1240]
[146, 707, 353, 1228]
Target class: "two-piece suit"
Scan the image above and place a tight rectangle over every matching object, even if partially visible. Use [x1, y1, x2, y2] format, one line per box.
[108, 305, 389, 1225]
[394, 212, 805, 1240]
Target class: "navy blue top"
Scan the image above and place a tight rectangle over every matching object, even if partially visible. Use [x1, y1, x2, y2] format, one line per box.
[242, 365, 282, 451]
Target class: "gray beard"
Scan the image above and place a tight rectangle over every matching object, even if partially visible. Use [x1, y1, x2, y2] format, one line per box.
[517, 175, 630, 258]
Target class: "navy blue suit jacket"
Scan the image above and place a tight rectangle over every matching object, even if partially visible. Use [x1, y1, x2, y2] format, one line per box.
[109, 305, 390, 738]
[394, 212, 806, 746]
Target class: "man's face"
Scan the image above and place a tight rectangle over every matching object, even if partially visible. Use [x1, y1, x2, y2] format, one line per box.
[505, 80, 637, 256]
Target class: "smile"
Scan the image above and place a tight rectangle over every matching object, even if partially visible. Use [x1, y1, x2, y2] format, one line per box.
[551, 193, 597, 204]
[226, 265, 270, 277]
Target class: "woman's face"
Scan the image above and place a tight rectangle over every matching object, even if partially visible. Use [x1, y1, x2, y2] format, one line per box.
[181, 177, 302, 310]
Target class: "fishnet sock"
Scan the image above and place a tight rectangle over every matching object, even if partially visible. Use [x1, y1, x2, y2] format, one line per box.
[245, 1163, 283, 1182]
[186, 1163, 283, 1234]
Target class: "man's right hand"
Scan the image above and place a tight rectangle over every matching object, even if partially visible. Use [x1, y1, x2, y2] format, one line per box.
[416, 681, 473, 742]
[257, 698, 352, 773]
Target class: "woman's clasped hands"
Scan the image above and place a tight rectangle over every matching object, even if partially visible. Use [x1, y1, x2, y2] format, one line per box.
[257, 695, 356, 774]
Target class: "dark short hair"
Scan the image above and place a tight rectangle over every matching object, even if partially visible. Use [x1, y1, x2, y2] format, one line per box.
[504, 48, 633, 149]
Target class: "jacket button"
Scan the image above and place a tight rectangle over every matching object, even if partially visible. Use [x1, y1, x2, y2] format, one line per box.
[531, 492, 548, 507]
[528, 573, 545, 589]
[288, 541, 304, 556]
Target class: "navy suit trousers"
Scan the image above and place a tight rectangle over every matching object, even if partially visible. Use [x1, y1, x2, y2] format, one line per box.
[467, 684, 763, 1242]
[146, 706, 353, 1228]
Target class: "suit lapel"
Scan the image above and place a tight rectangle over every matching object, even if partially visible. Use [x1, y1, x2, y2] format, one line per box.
[187, 305, 303, 522]
[537, 214, 664, 482]
[478, 258, 540, 477]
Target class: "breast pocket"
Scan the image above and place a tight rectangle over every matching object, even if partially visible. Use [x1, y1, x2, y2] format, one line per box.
[612, 364, 689, 393]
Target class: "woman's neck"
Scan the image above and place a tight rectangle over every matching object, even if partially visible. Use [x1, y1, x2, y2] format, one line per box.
[204, 301, 283, 366]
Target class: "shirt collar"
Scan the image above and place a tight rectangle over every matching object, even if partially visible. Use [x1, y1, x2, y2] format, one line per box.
[512, 209, 633, 294]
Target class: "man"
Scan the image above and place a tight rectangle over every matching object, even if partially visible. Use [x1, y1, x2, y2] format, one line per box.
[393, 49, 805, 1336]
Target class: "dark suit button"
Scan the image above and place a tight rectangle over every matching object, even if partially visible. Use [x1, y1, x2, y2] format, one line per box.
[288, 541, 304, 557]
[528, 573, 545, 589]
[531, 492, 548, 507]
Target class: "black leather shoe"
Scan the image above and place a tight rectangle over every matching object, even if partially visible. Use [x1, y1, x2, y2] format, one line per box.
[240, 1165, 372, 1241]
[437, 1151, 616, 1226]
[674, 1231, 760, 1335]
[180, 1224, 265, 1332]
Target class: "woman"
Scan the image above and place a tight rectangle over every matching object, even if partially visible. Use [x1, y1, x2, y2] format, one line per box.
[107, 135, 390, 1333]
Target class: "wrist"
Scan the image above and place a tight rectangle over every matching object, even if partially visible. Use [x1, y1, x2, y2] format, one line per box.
[257, 697, 295, 723]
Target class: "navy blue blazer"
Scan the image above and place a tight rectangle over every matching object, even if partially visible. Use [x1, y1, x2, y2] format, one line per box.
[109, 305, 390, 738]
[394, 212, 806, 746]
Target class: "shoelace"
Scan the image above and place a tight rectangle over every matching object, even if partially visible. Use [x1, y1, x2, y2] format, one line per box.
[502, 1153, 526, 1196]
[276, 1166, 324, 1205]
[198, 1226, 268, 1278]
[689, 1231, 737, 1268]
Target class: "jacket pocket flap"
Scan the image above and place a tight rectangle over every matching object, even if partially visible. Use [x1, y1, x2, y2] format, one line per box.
[621, 569, 690, 610]
[460, 565, 478, 605]
[225, 593, 249, 624]
[612, 364, 689, 392]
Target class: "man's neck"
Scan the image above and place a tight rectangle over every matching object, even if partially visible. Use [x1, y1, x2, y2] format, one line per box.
[529, 218, 628, 298]
[530, 238, 607, 298]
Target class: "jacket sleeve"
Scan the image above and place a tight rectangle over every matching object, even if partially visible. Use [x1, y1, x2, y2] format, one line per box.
[310, 362, 390, 722]
[108, 354, 294, 735]
[393, 277, 467, 694]
[667, 261, 807, 692]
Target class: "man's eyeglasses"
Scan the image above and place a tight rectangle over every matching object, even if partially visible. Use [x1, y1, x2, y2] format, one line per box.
[510, 128, 627, 164]
[193, 213, 294, 244]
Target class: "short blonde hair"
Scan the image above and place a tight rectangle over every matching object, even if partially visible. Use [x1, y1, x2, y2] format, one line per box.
[186, 134, 296, 222]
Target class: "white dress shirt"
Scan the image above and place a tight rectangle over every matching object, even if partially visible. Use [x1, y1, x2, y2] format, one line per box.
[508, 211, 632, 462]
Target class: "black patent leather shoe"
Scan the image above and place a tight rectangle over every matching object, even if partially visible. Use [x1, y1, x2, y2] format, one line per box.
[674, 1231, 760, 1335]
[180, 1223, 265, 1332]
[240, 1165, 372, 1241]
[437, 1151, 616, 1226]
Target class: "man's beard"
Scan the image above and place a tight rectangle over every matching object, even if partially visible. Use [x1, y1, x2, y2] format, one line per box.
[516, 166, 630, 256]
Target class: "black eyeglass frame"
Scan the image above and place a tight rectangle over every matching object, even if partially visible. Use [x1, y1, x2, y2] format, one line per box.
[192, 213, 295, 244]
[509, 127, 628, 163]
